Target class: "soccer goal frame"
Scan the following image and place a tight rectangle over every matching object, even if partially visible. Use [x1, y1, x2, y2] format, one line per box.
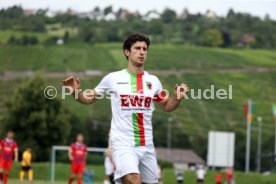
[50, 145, 106, 182]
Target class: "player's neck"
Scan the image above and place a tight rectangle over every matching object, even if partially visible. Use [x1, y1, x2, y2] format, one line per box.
[127, 63, 144, 75]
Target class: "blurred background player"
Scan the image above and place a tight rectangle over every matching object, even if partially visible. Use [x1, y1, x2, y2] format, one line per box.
[103, 144, 114, 184]
[175, 169, 184, 184]
[215, 171, 223, 184]
[226, 167, 234, 184]
[196, 165, 206, 184]
[0, 131, 18, 184]
[19, 148, 33, 182]
[68, 134, 87, 184]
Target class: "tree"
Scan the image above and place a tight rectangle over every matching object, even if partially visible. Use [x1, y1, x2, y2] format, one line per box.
[103, 6, 112, 16]
[3, 5, 23, 19]
[63, 30, 70, 43]
[21, 35, 29, 45]
[221, 31, 232, 47]
[146, 19, 163, 35]
[197, 29, 223, 47]
[161, 8, 176, 23]
[83, 116, 109, 147]
[1, 74, 71, 161]
[29, 36, 38, 45]
[227, 8, 235, 18]
[78, 25, 94, 43]
[6, 35, 17, 45]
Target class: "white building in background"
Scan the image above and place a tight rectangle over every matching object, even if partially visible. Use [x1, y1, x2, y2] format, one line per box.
[46, 11, 56, 18]
[143, 10, 161, 21]
[179, 8, 190, 19]
[104, 12, 117, 21]
[23, 9, 37, 16]
[76, 10, 102, 20]
[76, 12, 90, 19]
[205, 10, 218, 18]
[156, 148, 205, 170]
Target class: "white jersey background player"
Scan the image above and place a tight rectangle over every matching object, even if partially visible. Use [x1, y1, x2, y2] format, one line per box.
[63, 33, 189, 184]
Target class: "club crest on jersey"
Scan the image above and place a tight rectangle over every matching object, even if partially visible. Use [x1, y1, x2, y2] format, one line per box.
[146, 82, 152, 90]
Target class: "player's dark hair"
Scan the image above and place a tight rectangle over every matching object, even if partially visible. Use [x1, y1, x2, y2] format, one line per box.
[123, 33, 150, 60]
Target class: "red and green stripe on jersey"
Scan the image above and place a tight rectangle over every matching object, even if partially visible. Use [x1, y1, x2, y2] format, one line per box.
[127, 69, 168, 146]
[128, 70, 145, 146]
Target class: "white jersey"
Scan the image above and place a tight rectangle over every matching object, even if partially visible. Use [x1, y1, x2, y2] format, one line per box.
[196, 169, 205, 180]
[94, 69, 167, 147]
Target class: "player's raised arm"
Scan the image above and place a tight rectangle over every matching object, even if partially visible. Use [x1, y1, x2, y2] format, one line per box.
[159, 83, 189, 112]
[62, 76, 97, 105]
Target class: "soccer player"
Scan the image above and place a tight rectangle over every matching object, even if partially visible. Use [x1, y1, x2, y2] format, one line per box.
[63, 33, 189, 184]
[0, 131, 18, 184]
[196, 165, 205, 184]
[175, 170, 184, 184]
[68, 134, 87, 184]
[215, 171, 223, 184]
[19, 148, 33, 182]
[225, 167, 233, 184]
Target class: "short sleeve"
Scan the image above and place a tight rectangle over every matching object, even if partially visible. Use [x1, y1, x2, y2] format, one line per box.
[153, 77, 168, 103]
[94, 74, 111, 96]
[23, 152, 27, 159]
[14, 142, 18, 150]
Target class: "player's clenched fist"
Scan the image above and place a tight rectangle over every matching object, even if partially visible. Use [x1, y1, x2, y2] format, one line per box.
[174, 83, 189, 100]
[62, 76, 80, 93]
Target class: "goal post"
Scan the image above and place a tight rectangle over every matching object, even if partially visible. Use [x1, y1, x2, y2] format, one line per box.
[50, 145, 106, 182]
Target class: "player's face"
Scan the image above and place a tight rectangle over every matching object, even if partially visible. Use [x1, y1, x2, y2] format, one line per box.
[125, 41, 148, 66]
[7, 132, 14, 139]
[77, 135, 84, 143]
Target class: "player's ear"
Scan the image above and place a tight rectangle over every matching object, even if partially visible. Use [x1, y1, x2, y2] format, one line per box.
[124, 49, 130, 57]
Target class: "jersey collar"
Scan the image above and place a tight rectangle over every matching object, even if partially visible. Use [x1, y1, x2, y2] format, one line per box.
[5, 138, 13, 142]
[125, 69, 144, 77]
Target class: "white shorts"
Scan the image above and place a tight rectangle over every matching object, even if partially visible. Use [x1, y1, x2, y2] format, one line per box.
[112, 145, 158, 184]
[105, 156, 114, 176]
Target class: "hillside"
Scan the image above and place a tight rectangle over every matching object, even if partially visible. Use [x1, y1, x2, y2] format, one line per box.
[1, 43, 276, 71]
[0, 44, 276, 170]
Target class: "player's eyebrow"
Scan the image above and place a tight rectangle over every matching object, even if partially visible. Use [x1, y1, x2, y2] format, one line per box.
[134, 46, 147, 51]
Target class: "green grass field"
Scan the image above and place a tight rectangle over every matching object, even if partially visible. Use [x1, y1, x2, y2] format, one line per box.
[0, 26, 78, 46]
[5, 163, 276, 184]
[0, 30, 49, 44]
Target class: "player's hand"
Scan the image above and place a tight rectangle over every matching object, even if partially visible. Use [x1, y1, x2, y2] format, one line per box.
[62, 76, 80, 93]
[174, 83, 189, 100]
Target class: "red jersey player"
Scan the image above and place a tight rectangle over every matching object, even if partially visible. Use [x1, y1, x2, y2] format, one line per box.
[0, 131, 18, 184]
[68, 134, 87, 184]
